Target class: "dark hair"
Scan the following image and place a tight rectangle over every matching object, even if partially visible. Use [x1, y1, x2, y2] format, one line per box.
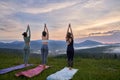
[42, 31, 46, 37]
[67, 32, 72, 38]
[22, 32, 27, 37]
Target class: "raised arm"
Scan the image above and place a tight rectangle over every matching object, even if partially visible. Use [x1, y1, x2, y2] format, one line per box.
[26, 24, 31, 38]
[69, 24, 74, 39]
[66, 25, 70, 37]
[26, 24, 29, 33]
[44, 24, 49, 39]
[28, 25, 31, 38]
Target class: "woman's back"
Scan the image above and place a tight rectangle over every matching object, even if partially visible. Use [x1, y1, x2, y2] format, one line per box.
[24, 37, 30, 43]
[42, 33, 48, 44]
[67, 38, 74, 49]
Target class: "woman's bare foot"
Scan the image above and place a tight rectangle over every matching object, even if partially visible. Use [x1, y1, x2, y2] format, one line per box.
[43, 64, 46, 69]
[25, 64, 29, 67]
[15, 73, 19, 77]
[69, 67, 72, 70]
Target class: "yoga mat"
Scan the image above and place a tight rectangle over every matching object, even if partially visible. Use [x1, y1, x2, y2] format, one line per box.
[47, 67, 78, 80]
[15, 65, 50, 78]
[0, 64, 33, 74]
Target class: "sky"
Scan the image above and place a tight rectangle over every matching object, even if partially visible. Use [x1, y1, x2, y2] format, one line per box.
[0, 0, 120, 43]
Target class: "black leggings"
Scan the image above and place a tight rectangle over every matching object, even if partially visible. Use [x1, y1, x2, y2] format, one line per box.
[67, 49, 74, 67]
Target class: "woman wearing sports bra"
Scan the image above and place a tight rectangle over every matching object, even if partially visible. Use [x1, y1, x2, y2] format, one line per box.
[22, 25, 31, 66]
[66, 24, 74, 70]
[41, 24, 49, 68]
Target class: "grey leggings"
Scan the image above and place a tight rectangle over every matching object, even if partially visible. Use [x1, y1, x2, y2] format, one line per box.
[24, 47, 30, 64]
[41, 45, 48, 64]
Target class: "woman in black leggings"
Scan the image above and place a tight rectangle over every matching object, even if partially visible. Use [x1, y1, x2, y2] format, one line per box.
[66, 24, 74, 70]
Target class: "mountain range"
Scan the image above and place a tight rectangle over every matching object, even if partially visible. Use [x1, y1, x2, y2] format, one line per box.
[0, 40, 103, 50]
[0, 40, 120, 55]
[74, 40, 103, 47]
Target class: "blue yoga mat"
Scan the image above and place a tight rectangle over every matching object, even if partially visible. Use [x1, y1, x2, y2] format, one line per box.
[0, 64, 33, 74]
[47, 67, 78, 80]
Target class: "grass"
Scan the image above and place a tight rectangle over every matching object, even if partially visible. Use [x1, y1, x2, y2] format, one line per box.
[0, 53, 120, 80]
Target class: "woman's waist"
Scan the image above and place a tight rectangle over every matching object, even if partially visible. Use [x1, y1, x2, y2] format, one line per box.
[24, 43, 30, 46]
[67, 45, 74, 48]
[25, 42, 30, 45]
[42, 44, 48, 46]
[67, 47, 74, 51]
[24, 45, 30, 49]
[42, 42, 48, 45]
[24, 44, 30, 47]
[67, 46, 74, 49]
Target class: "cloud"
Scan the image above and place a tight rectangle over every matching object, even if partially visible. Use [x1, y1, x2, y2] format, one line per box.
[89, 30, 120, 36]
[0, 28, 9, 32]
[83, 0, 104, 9]
[104, 30, 120, 34]
[0, 0, 120, 42]
[0, 1, 15, 18]
[22, 1, 78, 14]
[76, 30, 120, 43]
[0, 18, 24, 31]
[74, 21, 120, 40]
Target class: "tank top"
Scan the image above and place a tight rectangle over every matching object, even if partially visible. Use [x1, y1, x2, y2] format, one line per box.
[67, 38, 74, 49]
[24, 37, 30, 49]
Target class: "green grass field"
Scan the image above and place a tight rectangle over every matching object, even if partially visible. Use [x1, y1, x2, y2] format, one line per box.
[0, 53, 120, 80]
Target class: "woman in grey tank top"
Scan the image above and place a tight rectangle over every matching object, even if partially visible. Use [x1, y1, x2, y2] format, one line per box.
[22, 25, 31, 66]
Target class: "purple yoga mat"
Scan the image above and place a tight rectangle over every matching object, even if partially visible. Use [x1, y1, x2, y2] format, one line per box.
[0, 64, 33, 74]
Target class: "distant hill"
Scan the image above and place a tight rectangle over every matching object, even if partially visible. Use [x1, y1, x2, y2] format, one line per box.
[1, 40, 119, 55]
[0, 40, 66, 51]
[0, 40, 103, 50]
[75, 40, 103, 47]
[0, 40, 120, 57]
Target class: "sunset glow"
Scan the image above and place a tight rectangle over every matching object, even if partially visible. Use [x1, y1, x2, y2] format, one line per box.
[0, 0, 120, 43]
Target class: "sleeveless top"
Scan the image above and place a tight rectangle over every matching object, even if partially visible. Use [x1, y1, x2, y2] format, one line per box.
[67, 38, 74, 50]
[42, 40, 49, 43]
[24, 37, 30, 49]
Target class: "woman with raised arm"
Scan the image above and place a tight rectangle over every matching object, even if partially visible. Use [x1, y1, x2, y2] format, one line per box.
[66, 24, 74, 70]
[22, 24, 31, 66]
[41, 24, 49, 68]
